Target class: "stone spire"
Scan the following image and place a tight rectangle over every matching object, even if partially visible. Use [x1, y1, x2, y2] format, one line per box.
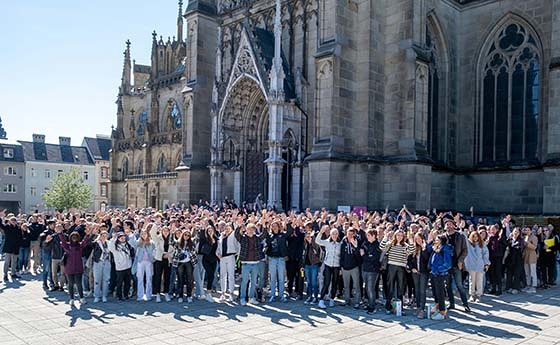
[177, 0, 184, 42]
[151, 31, 158, 80]
[121, 39, 132, 91]
[269, 0, 285, 97]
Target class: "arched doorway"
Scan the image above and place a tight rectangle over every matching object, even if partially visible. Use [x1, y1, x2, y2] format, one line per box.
[219, 76, 269, 205]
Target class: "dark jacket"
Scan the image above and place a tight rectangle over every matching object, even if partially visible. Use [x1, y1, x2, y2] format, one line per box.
[199, 232, 219, 263]
[488, 230, 508, 258]
[28, 222, 45, 241]
[302, 239, 322, 266]
[42, 232, 66, 259]
[447, 231, 468, 268]
[286, 225, 305, 261]
[92, 240, 111, 263]
[0, 219, 22, 255]
[407, 247, 431, 274]
[60, 235, 90, 275]
[340, 237, 361, 270]
[266, 230, 290, 258]
[360, 240, 381, 273]
[20, 229, 31, 248]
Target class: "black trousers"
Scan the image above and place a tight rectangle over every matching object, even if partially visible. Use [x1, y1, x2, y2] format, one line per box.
[115, 268, 132, 299]
[321, 265, 340, 300]
[375, 269, 389, 300]
[385, 265, 405, 310]
[202, 257, 217, 291]
[431, 274, 447, 312]
[177, 261, 194, 298]
[542, 253, 556, 285]
[67, 273, 84, 299]
[286, 259, 303, 295]
[489, 256, 504, 292]
[153, 259, 171, 294]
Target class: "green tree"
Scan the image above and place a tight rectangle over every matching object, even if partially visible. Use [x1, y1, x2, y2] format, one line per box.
[43, 168, 92, 210]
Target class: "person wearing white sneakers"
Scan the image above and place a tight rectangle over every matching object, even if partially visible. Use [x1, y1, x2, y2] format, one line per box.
[465, 231, 490, 303]
[235, 220, 268, 306]
[217, 223, 240, 303]
[92, 226, 111, 303]
[150, 223, 172, 303]
[522, 226, 538, 294]
[266, 220, 290, 303]
[315, 225, 342, 309]
[131, 227, 156, 301]
[173, 230, 196, 303]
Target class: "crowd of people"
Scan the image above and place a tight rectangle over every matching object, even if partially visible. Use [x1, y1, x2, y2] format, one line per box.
[0, 203, 558, 320]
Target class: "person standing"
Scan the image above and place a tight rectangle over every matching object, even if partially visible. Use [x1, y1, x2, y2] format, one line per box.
[505, 227, 525, 294]
[216, 224, 239, 302]
[39, 220, 56, 289]
[522, 226, 538, 293]
[266, 220, 289, 302]
[107, 232, 134, 301]
[429, 234, 453, 320]
[28, 214, 45, 274]
[488, 224, 507, 295]
[92, 227, 111, 303]
[360, 228, 381, 314]
[340, 227, 361, 309]
[380, 229, 413, 314]
[444, 219, 471, 312]
[17, 223, 31, 275]
[464, 231, 490, 302]
[235, 222, 267, 305]
[0, 211, 22, 281]
[315, 225, 342, 309]
[60, 230, 91, 306]
[131, 229, 155, 301]
[150, 224, 171, 303]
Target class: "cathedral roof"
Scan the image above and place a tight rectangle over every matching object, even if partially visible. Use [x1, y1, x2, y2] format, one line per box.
[252, 27, 296, 100]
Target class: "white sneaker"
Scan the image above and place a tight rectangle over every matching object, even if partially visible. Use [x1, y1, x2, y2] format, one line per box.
[220, 295, 226, 302]
[329, 299, 335, 307]
[511, 289, 519, 295]
[527, 287, 537, 294]
[80, 298, 87, 305]
[156, 294, 161, 303]
[431, 312, 445, 320]
[240, 299, 247, 306]
[249, 298, 260, 305]
[187, 297, 193, 303]
[93, 298, 99, 303]
[198, 294, 206, 300]
[318, 300, 326, 309]
[206, 294, 214, 303]
[102, 297, 107, 303]
[227, 295, 234, 302]
[165, 294, 171, 302]
[178, 298, 184, 303]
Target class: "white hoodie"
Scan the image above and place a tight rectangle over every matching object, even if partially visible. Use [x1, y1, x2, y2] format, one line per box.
[108, 236, 134, 271]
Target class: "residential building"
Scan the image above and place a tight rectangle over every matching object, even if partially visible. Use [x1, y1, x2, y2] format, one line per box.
[83, 135, 111, 211]
[0, 139, 25, 213]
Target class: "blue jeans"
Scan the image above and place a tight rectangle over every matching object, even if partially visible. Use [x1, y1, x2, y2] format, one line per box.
[93, 260, 111, 299]
[412, 272, 428, 310]
[169, 266, 177, 296]
[446, 267, 469, 308]
[305, 264, 319, 298]
[18, 247, 30, 271]
[240, 263, 259, 301]
[363, 271, 379, 309]
[42, 253, 52, 285]
[268, 257, 286, 298]
[193, 255, 205, 297]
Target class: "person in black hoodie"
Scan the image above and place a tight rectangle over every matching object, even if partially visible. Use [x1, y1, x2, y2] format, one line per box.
[340, 227, 361, 309]
[39, 220, 56, 289]
[360, 228, 381, 314]
[17, 223, 31, 274]
[44, 223, 67, 291]
[266, 220, 290, 302]
[286, 220, 305, 299]
[488, 224, 507, 295]
[0, 211, 22, 281]
[28, 214, 45, 274]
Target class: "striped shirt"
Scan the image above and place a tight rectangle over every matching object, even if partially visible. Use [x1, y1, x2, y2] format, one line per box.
[380, 240, 414, 268]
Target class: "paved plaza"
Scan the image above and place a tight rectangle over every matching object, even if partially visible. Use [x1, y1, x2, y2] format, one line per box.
[0, 273, 559, 345]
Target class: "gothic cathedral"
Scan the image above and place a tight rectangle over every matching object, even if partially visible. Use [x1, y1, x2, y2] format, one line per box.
[110, 0, 560, 214]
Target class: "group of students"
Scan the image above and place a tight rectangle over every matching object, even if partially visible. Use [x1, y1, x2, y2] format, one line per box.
[0, 205, 558, 319]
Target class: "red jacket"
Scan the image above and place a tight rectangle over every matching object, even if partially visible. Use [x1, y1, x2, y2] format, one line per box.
[60, 236, 90, 275]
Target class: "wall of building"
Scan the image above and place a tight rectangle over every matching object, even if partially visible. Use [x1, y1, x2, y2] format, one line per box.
[0, 161, 25, 213]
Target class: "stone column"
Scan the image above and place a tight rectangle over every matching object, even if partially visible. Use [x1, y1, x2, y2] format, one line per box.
[233, 169, 242, 206]
[209, 165, 223, 205]
[291, 163, 301, 210]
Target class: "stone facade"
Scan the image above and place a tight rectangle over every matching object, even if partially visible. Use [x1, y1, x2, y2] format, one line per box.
[110, 0, 560, 214]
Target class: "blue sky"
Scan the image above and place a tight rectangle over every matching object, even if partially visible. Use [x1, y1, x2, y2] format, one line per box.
[0, 1, 181, 145]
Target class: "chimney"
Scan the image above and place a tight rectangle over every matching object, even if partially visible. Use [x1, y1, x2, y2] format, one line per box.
[59, 136, 71, 146]
[32, 134, 45, 143]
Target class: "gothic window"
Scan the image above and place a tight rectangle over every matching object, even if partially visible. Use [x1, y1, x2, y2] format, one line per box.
[223, 139, 237, 168]
[136, 160, 144, 175]
[426, 26, 441, 161]
[121, 158, 129, 180]
[170, 102, 182, 129]
[479, 22, 540, 164]
[137, 111, 148, 136]
[157, 154, 166, 173]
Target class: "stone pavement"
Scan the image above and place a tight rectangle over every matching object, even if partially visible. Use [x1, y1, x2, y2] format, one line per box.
[0, 273, 559, 345]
